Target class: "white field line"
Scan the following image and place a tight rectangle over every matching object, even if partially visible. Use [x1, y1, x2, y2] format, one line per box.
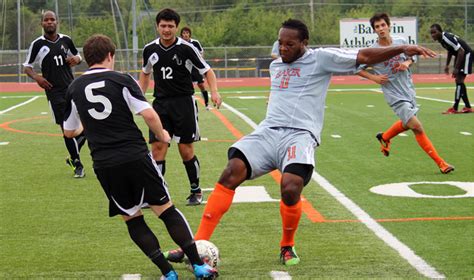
[415, 96, 452, 104]
[222, 101, 445, 279]
[0, 96, 40, 115]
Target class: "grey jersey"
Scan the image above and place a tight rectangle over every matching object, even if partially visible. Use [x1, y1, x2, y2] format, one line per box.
[357, 36, 416, 106]
[263, 48, 358, 144]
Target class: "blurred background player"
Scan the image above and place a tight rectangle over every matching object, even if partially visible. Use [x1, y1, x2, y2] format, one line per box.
[430, 23, 472, 114]
[139, 8, 222, 206]
[357, 13, 454, 174]
[23, 10, 86, 178]
[63, 34, 217, 280]
[271, 40, 280, 59]
[180, 26, 211, 110]
[165, 18, 438, 266]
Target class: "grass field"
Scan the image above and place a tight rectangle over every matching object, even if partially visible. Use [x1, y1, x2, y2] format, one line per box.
[1, 82, 473, 279]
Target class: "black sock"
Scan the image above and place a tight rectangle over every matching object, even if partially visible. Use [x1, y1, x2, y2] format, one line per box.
[63, 136, 80, 161]
[75, 132, 87, 152]
[156, 160, 166, 176]
[460, 83, 471, 108]
[159, 206, 203, 266]
[126, 215, 173, 275]
[454, 83, 463, 110]
[183, 156, 200, 193]
[202, 90, 209, 106]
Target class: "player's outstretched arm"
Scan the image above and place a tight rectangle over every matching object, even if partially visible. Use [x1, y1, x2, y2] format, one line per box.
[357, 45, 436, 65]
[204, 68, 222, 108]
[140, 108, 170, 143]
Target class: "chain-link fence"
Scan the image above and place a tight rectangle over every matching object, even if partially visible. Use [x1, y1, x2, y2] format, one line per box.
[0, 42, 469, 83]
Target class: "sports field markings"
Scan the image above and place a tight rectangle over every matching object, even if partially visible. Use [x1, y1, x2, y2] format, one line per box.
[366, 104, 375, 107]
[0, 96, 39, 115]
[416, 96, 452, 103]
[121, 273, 141, 280]
[460, 131, 472, 136]
[399, 133, 408, 137]
[330, 134, 342, 138]
[0, 142, 9, 145]
[218, 101, 445, 279]
[270, 270, 292, 280]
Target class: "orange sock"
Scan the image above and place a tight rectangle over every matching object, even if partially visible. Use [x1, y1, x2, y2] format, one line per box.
[194, 183, 235, 241]
[415, 132, 444, 166]
[279, 200, 302, 248]
[383, 120, 407, 141]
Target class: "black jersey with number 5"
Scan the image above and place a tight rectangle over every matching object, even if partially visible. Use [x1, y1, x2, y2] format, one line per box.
[64, 69, 151, 169]
[142, 37, 210, 99]
[23, 34, 80, 94]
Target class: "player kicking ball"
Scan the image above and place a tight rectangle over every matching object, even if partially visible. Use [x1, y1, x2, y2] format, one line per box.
[63, 34, 217, 280]
[357, 13, 454, 174]
[164, 18, 439, 268]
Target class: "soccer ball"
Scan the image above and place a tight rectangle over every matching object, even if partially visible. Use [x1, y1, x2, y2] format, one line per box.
[185, 240, 220, 270]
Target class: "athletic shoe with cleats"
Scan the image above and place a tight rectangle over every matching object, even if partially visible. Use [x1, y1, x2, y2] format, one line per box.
[160, 270, 178, 280]
[280, 246, 300, 266]
[163, 248, 185, 263]
[461, 107, 473, 113]
[439, 162, 454, 174]
[442, 107, 459, 114]
[193, 263, 218, 279]
[186, 192, 203, 206]
[376, 132, 390, 157]
[73, 159, 85, 178]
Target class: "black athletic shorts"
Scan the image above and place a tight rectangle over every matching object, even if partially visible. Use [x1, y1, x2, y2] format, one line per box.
[149, 95, 200, 144]
[191, 68, 204, 84]
[47, 91, 67, 125]
[95, 153, 171, 217]
[459, 52, 472, 75]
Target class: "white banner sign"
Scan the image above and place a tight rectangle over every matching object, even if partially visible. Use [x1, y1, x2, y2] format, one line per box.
[340, 17, 417, 48]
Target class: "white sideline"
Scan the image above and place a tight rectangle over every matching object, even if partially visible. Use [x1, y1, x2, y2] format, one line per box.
[222, 101, 445, 279]
[0, 96, 40, 114]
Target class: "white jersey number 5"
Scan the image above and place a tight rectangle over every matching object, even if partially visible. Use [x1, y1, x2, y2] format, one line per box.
[85, 81, 112, 120]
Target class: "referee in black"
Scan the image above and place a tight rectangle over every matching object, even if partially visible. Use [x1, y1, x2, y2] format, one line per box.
[63, 34, 217, 280]
[23, 10, 86, 177]
[139, 8, 222, 206]
[430, 24, 473, 114]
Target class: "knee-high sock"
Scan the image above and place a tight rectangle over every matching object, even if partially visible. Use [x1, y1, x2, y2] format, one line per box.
[454, 83, 463, 110]
[183, 156, 200, 193]
[159, 206, 203, 266]
[63, 136, 80, 161]
[156, 160, 166, 176]
[383, 120, 407, 141]
[126, 215, 173, 275]
[75, 132, 86, 152]
[280, 200, 302, 248]
[459, 83, 471, 108]
[415, 132, 444, 166]
[202, 90, 209, 106]
[194, 183, 235, 241]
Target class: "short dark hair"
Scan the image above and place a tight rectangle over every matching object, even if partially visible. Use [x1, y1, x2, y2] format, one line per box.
[180, 26, 192, 36]
[156, 8, 180, 26]
[41, 10, 57, 21]
[281, 19, 309, 41]
[370, 13, 390, 29]
[83, 34, 116, 67]
[430, 23, 443, 32]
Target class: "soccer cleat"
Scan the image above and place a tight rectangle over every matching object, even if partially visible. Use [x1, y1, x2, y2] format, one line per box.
[160, 270, 178, 280]
[73, 159, 85, 178]
[442, 107, 459, 114]
[163, 248, 185, 263]
[461, 107, 473, 113]
[280, 246, 300, 266]
[193, 263, 218, 280]
[376, 132, 390, 157]
[186, 192, 203, 206]
[206, 105, 212, 111]
[439, 162, 455, 174]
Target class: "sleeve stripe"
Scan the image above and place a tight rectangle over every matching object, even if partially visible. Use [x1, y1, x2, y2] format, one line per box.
[442, 34, 460, 51]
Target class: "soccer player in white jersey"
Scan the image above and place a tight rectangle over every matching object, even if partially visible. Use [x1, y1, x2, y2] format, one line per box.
[165, 18, 437, 267]
[357, 13, 454, 174]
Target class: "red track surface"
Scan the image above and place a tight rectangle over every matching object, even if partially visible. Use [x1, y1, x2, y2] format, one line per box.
[1, 74, 473, 93]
